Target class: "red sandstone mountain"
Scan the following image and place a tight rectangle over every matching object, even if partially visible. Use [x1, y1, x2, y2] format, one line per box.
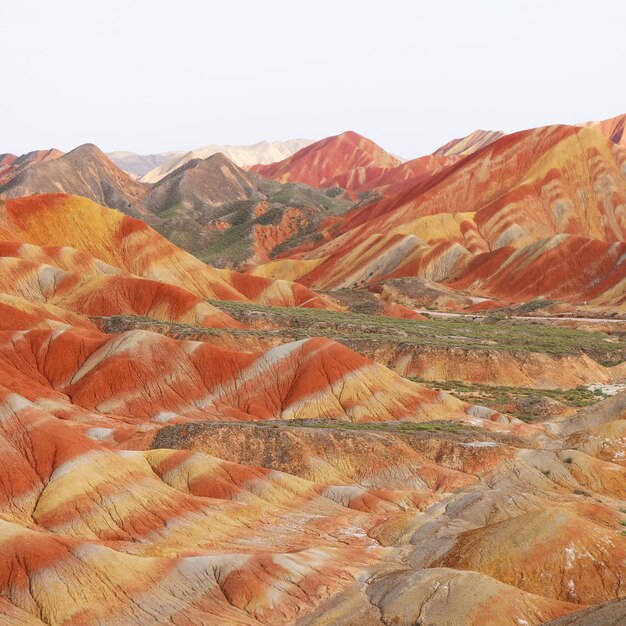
[250, 130, 402, 190]
[328, 153, 458, 197]
[0, 117, 626, 626]
[583, 112, 625, 148]
[0, 188, 621, 624]
[0, 148, 63, 185]
[0, 194, 338, 310]
[433, 128, 505, 157]
[251, 122, 626, 310]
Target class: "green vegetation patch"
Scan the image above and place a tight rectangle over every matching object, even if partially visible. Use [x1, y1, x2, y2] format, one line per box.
[198, 223, 251, 265]
[157, 202, 184, 219]
[208, 299, 624, 363]
[283, 419, 469, 434]
[267, 184, 354, 215]
[408, 378, 606, 422]
[410, 379, 605, 408]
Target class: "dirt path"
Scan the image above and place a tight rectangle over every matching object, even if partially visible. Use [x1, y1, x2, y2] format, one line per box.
[415, 310, 625, 324]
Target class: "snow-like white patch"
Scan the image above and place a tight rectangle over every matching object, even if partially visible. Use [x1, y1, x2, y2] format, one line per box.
[70, 331, 152, 384]
[565, 544, 575, 568]
[36, 264, 66, 297]
[585, 383, 626, 396]
[153, 411, 180, 423]
[112, 449, 133, 458]
[95, 259, 122, 275]
[437, 390, 453, 402]
[176, 553, 242, 579]
[273, 552, 319, 578]
[72, 542, 111, 560]
[466, 405, 499, 419]
[85, 427, 115, 441]
[50, 327, 68, 341]
[3, 393, 35, 413]
[336, 525, 368, 540]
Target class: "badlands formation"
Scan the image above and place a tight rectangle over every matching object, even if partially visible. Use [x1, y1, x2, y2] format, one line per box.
[0, 115, 625, 625]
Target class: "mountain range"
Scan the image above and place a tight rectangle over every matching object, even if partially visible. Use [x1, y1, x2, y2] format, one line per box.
[108, 138, 314, 180]
[0, 113, 625, 625]
[2, 115, 625, 314]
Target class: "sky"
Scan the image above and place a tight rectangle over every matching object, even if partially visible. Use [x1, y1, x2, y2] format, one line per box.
[2, 0, 625, 158]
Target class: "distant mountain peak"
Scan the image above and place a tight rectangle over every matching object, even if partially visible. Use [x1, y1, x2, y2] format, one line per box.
[432, 129, 504, 157]
[134, 139, 314, 184]
[66, 142, 113, 161]
[0, 142, 147, 212]
[250, 130, 401, 188]
[582, 112, 626, 147]
[0, 148, 63, 186]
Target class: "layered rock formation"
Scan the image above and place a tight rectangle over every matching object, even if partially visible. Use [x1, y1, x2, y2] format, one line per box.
[0, 145, 356, 268]
[0, 115, 625, 625]
[250, 122, 626, 311]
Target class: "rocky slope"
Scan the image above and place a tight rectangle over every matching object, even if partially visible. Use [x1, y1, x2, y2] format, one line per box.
[544, 598, 626, 625]
[139, 154, 355, 266]
[0, 144, 150, 214]
[144, 152, 263, 214]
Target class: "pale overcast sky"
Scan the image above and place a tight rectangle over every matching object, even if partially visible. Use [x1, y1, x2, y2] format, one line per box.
[2, 1, 624, 158]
